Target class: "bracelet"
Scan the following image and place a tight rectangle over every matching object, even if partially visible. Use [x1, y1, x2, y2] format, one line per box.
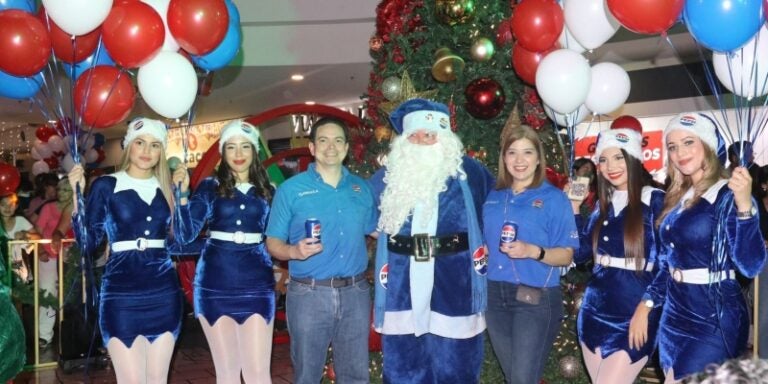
[178, 190, 190, 199]
[537, 246, 546, 261]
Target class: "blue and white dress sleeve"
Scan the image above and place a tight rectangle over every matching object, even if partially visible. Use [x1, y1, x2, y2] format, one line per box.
[73, 176, 111, 258]
[175, 177, 217, 244]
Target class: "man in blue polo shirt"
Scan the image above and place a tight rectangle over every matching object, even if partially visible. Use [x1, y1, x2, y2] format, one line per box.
[266, 117, 376, 384]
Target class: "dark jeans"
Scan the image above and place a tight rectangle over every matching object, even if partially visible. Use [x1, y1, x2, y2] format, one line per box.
[759, 265, 768, 359]
[486, 280, 564, 384]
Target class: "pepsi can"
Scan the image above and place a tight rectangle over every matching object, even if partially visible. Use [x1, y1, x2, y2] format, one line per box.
[305, 218, 321, 244]
[500, 221, 518, 246]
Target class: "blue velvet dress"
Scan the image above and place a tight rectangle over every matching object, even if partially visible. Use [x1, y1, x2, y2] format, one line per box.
[175, 178, 274, 325]
[75, 172, 183, 347]
[651, 180, 767, 380]
[575, 187, 664, 362]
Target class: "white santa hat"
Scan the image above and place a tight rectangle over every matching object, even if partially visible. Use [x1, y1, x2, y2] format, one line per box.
[388, 98, 451, 135]
[219, 120, 260, 153]
[123, 118, 168, 149]
[664, 112, 718, 151]
[595, 128, 643, 161]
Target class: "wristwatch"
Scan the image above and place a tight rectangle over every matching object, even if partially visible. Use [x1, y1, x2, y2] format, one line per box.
[643, 299, 654, 308]
[537, 246, 546, 261]
[736, 206, 757, 220]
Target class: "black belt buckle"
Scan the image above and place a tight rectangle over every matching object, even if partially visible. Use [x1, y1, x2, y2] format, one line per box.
[412, 233, 434, 262]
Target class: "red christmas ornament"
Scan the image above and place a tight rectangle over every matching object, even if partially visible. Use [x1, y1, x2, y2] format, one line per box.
[0, 163, 20, 196]
[35, 125, 57, 142]
[610, 115, 643, 133]
[464, 77, 506, 119]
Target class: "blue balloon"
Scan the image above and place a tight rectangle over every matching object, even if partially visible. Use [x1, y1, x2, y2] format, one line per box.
[63, 42, 115, 80]
[191, 1, 241, 71]
[0, 0, 35, 12]
[684, 0, 765, 52]
[0, 69, 42, 100]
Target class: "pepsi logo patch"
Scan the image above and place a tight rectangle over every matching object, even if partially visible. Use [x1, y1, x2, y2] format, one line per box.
[473, 246, 488, 275]
[679, 115, 697, 126]
[615, 133, 629, 143]
[133, 120, 144, 130]
[532, 199, 543, 208]
[439, 117, 449, 129]
[425, 113, 434, 121]
[379, 263, 388, 289]
[241, 125, 252, 133]
[351, 184, 361, 193]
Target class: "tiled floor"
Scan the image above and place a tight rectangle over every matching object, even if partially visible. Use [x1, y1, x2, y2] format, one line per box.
[12, 316, 295, 384]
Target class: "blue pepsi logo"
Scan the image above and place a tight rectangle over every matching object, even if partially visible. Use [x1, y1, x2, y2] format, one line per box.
[679, 115, 696, 126]
[615, 133, 629, 143]
[379, 264, 388, 289]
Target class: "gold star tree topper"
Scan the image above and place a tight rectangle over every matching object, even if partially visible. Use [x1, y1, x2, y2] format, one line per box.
[379, 70, 439, 115]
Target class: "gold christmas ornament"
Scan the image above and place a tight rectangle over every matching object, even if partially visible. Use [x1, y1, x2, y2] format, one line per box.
[559, 355, 581, 378]
[374, 125, 393, 142]
[379, 70, 438, 114]
[500, 103, 521, 141]
[470, 37, 495, 62]
[431, 47, 465, 83]
[381, 76, 402, 101]
[435, 0, 475, 25]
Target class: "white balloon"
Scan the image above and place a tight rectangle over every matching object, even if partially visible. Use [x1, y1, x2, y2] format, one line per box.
[138, 51, 198, 119]
[535, 49, 592, 114]
[41, 0, 113, 36]
[545, 103, 592, 127]
[585, 62, 631, 114]
[34, 140, 53, 159]
[78, 134, 96, 150]
[85, 148, 99, 163]
[141, 0, 180, 52]
[47, 135, 66, 153]
[31, 160, 50, 176]
[61, 153, 75, 172]
[558, 24, 587, 54]
[31, 147, 42, 160]
[713, 25, 768, 99]
[564, 0, 620, 50]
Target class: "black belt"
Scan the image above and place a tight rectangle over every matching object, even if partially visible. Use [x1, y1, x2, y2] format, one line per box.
[290, 273, 366, 288]
[388, 233, 469, 261]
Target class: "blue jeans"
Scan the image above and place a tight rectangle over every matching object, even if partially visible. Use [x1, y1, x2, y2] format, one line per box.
[485, 280, 563, 384]
[286, 278, 371, 384]
[759, 265, 768, 359]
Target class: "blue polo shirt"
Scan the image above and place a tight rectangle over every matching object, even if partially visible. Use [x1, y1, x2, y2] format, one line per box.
[482, 181, 579, 287]
[266, 163, 376, 279]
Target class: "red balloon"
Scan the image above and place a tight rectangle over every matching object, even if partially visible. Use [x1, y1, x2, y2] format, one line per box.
[607, 0, 684, 35]
[465, 77, 506, 120]
[74, 66, 136, 129]
[512, 42, 557, 85]
[35, 125, 57, 142]
[168, 0, 229, 55]
[610, 115, 643, 133]
[43, 10, 101, 64]
[102, 1, 165, 68]
[0, 163, 20, 196]
[43, 156, 59, 170]
[0, 10, 51, 77]
[511, 0, 563, 52]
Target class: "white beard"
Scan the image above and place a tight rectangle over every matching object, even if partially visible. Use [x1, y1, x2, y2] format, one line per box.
[378, 131, 465, 235]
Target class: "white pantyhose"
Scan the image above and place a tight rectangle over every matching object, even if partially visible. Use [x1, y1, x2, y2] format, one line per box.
[200, 315, 274, 384]
[581, 343, 649, 384]
[107, 332, 175, 384]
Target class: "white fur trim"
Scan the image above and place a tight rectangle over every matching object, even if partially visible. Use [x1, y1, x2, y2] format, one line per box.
[402, 110, 451, 135]
[219, 120, 260, 153]
[123, 118, 167, 149]
[595, 128, 642, 161]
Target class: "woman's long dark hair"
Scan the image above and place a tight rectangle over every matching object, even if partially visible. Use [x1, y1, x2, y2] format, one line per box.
[591, 149, 647, 272]
[216, 144, 273, 203]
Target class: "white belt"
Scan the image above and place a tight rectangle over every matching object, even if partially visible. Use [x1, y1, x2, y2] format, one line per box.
[209, 231, 263, 244]
[595, 254, 654, 272]
[669, 268, 736, 284]
[111, 238, 166, 252]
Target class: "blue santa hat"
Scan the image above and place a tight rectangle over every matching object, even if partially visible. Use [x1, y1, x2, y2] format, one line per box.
[388, 98, 451, 135]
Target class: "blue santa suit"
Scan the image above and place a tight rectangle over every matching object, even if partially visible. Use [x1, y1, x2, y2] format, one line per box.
[174, 177, 275, 325]
[73, 172, 183, 347]
[370, 156, 494, 384]
[647, 180, 767, 380]
[575, 186, 665, 362]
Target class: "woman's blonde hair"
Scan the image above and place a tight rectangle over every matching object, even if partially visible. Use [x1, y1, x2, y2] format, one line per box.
[118, 140, 174, 212]
[657, 139, 727, 226]
[495, 125, 546, 190]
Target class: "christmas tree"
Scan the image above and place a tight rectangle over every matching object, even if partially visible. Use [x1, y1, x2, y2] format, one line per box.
[343, 1, 594, 383]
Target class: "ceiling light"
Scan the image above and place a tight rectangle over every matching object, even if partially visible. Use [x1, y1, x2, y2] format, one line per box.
[291, 74, 304, 81]
[305, 101, 316, 105]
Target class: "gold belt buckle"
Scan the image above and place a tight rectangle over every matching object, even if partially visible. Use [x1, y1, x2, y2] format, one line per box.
[412, 233, 433, 262]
